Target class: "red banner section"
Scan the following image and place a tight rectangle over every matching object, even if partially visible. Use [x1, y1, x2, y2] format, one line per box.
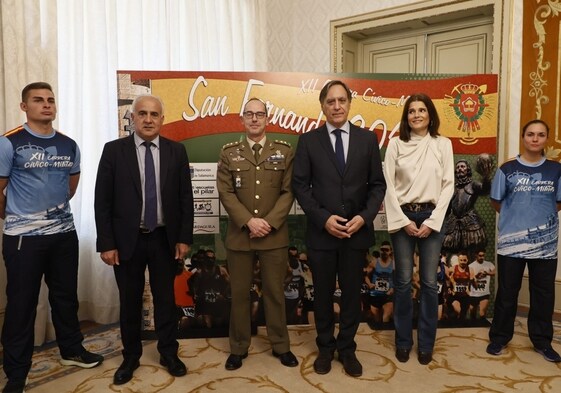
[117, 71, 498, 155]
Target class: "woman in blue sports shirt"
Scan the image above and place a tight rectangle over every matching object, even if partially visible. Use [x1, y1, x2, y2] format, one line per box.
[486, 119, 561, 363]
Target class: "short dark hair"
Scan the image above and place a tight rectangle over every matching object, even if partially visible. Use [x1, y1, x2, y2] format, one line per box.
[521, 119, 549, 156]
[288, 256, 300, 270]
[244, 97, 268, 116]
[319, 80, 352, 105]
[522, 119, 549, 137]
[22, 82, 53, 102]
[455, 160, 473, 177]
[399, 93, 440, 142]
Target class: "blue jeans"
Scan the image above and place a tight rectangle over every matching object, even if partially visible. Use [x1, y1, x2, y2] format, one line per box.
[390, 209, 444, 353]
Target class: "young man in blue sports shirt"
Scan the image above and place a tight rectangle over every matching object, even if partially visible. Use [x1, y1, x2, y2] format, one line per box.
[0, 82, 103, 393]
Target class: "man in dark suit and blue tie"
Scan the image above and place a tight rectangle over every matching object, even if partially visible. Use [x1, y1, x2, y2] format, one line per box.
[94, 94, 194, 385]
[292, 80, 386, 377]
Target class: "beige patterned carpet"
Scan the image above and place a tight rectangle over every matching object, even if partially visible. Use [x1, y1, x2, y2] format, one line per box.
[2, 317, 561, 392]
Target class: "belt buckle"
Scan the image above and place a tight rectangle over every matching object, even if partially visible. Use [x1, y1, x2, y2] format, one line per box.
[140, 228, 152, 234]
[403, 203, 422, 212]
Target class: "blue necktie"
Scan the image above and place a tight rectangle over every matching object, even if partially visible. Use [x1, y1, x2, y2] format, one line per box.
[143, 141, 157, 231]
[333, 129, 345, 174]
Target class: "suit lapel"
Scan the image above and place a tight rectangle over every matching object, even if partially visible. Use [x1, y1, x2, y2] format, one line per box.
[238, 140, 255, 164]
[124, 135, 142, 196]
[258, 140, 275, 164]
[159, 137, 170, 189]
[345, 125, 359, 173]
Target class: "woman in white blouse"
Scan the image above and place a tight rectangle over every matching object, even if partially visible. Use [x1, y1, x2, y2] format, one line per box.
[383, 93, 454, 365]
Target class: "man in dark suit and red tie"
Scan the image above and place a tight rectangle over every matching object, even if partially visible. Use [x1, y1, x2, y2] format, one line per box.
[292, 80, 386, 377]
[94, 94, 194, 385]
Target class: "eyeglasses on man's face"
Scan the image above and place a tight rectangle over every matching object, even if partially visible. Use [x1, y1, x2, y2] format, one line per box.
[243, 111, 267, 120]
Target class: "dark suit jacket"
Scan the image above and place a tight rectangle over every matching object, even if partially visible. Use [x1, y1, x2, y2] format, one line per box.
[94, 135, 194, 260]
[292, 122, 386, 250]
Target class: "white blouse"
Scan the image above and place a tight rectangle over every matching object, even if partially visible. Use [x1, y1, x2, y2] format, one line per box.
[383, 132, 454, 233]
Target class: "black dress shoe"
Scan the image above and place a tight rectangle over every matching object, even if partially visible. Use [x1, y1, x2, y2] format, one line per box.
[113, 358, 140, 385]
[395, 348, 410, 363]
[418, 351, 433, 365]
[225, 353, 248, 370]
[338, 353, 363, 377]
[2, 378, 26, 393]
[313, 352, 334, 374]
[272, 350, 299, 367]
[160, 354, 187, 377]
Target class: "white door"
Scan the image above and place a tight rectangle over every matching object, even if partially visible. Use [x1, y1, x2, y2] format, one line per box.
[427, 25, 492, 73]
[361, 36, 425, 73]
[356, 23, 492, 74]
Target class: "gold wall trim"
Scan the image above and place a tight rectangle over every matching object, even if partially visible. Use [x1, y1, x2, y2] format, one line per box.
[522, 0, 561, 151]
[528, 2, 561, 120]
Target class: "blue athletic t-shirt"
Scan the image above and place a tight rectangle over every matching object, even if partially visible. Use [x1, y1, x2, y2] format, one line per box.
[369, 260, 394, 297]
[0, 124, 80, 236]
[490, 155, 561, 259]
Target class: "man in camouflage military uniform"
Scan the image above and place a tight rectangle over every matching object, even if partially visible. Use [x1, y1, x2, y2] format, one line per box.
[216, 97, 298, 371]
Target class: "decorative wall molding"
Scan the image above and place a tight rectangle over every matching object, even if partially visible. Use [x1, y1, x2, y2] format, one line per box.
[522, 1, 561, 148]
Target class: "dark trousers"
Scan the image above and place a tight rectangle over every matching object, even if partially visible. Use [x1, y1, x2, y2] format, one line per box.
[1, 232, 84, 380]
[489, 255, 557, 349]
[308, 244, 366, 356]
[113, 227, 178, 360]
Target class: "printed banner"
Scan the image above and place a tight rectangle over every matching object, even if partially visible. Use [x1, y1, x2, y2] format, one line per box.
[117, 71, 499, 337]
[118, 71, 497, 156]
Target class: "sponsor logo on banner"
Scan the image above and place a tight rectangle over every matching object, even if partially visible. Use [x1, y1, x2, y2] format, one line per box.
[192, 181, 218, 198]
[194, 199, 219, 216]
[374, 214, 388, 231]
[194, 216, 219, 234]
[190, 163, 217, 181]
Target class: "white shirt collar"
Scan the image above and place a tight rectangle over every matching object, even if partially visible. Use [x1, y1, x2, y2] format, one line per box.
[326, 121, 350, 134]
[134, 133, 160, 148]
